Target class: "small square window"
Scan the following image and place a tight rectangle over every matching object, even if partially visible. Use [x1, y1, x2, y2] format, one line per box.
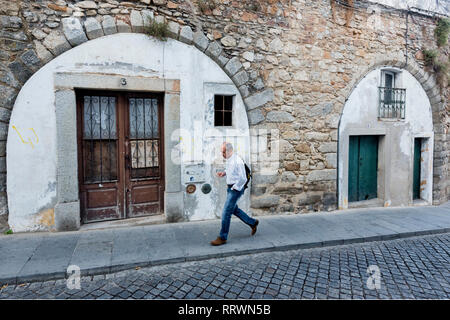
[214, 95, 233, 126]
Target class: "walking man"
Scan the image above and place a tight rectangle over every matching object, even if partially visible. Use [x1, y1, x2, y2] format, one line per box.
[211, 142, 259, 246]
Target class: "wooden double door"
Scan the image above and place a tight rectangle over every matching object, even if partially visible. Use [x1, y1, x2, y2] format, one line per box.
[77, 90, 165, 223]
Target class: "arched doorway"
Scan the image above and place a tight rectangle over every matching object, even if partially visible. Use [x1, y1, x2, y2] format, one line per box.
[338, 65, 434, 209]
[7, 33, 251, 232]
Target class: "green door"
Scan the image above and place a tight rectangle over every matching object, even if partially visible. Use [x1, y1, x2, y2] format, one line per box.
[413, 139, 421, 200]
[348, 136, 378, 202]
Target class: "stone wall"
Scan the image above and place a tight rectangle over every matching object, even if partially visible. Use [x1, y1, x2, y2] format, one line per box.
[0, 0, 448, 218]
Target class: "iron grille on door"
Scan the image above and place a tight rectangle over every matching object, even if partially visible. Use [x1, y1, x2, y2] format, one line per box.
[129, 98, 160, 179]
[82, 95, 118, 183]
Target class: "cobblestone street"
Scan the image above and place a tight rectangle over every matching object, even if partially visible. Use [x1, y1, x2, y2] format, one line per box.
[1, 233, 449, 300]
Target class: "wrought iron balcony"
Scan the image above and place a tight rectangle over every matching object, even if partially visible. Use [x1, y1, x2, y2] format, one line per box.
[378, 87, 406, 119]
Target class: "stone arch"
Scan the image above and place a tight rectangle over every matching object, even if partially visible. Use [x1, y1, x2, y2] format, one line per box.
[32, 15, 274, 122]
[7, 27, 256, 231]
[337, 54, 447, 207]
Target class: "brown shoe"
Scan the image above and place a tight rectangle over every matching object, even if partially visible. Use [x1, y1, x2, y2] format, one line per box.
[251, 220, 259, 236]
[210, 237, 227, 246]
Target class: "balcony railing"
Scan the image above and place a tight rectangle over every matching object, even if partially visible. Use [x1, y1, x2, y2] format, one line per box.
[378, 87, 406, 119]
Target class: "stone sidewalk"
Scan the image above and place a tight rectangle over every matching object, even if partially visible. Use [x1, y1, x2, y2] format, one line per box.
[1, 202, 449, 285]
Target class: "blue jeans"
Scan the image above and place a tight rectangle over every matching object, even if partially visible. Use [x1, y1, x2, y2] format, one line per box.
[219, 186, 256, 241]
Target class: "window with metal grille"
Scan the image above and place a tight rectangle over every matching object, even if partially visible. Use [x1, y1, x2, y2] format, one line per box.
[214, 95, 233, 126]
[379, 71, 406, 119]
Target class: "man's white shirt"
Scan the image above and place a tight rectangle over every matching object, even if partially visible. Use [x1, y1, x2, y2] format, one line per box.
[225, 153, 247, 192]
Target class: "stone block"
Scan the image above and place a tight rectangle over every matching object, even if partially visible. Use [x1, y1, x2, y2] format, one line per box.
[232, 70, 248, 87]
[34, 40, 53, 64]
[193, 31, 209, 52]
[102, 15, 117, 35]
[284, 162, 300, 171]
[221, 35, 236, 47]
[325, 153, 337, 169]
[84, 17, 104, 39]
[248, 108, 265, 125]
[323, 192, 337, 206]
[244, 89, 274, 110]
[224, 57, 242, 77]
[309, 102, 333, 117]
[0, 84, 17, 110]
[266, 111, 294, 123]
[281, 171, 297, 182]
[167, 21, 179, 38]
[43, 30, 72, 56]
[295, 143, 310, 153]
[179, 25, 193, 44]
[76, 1, 98, 9]
[305, 132, 329, 141]
[318, 142, 337, 153]
[141, 10, 154, 27]
[306, 169, 336, 182]
[251, 195, 280, 208]
[130, 10, 144, 33]
[55, 201, 80, 231]
[0, 122, 8, 140]
[61, 17, 88, 46]
[0, 141, 5, 157]
[250, 186, 266, 196]
[205, 41, 222, 59]
[0, 16, 22, 29]
[243, 51, 254, 62]
[116, 19, 132, 33]
[238, 84, 249, 98]
[252, 173, 279, 185]
[19, 50, 41, 72]
[8, 61, 32, 84]
[268, 37, 283, 52]
[0, 107, 11, 123]
[155, 15, 165, 24]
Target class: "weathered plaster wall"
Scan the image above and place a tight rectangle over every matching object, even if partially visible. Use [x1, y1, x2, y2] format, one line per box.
[338, 66, 434, 209]
[0, 0, 448, 228]
[369, 0, 450, 15]
[7, 33, 250, 232]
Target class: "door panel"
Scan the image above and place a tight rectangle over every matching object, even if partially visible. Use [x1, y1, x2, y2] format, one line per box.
[86, 188, 118, 208]
[77, 91, 164, 223]
[358, 136, 378, 201]
[78, 94, 124, 223]
[348, 135, 378, 202]
[126, 95, 164, 218]
[348, 136, 360, 203]
[413, 138, 421, 200]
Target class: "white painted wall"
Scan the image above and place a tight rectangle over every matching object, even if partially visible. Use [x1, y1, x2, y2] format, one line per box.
[338, 66, 434, 209]
[7, 33, 250, 232]
[369, 0, 450, 15]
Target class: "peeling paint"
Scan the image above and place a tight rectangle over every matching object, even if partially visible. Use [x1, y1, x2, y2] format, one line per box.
[74, 61, 158, 74]
[36, 208, 55, 228]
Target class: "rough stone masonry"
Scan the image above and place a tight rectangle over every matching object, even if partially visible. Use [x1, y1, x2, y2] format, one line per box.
[0, 0, 448, 220]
